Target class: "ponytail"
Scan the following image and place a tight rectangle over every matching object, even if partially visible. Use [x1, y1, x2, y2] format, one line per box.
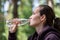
[54, 18, 60, 31]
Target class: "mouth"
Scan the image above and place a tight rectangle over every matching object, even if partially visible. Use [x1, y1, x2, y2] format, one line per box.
[28, 18, 31, 24]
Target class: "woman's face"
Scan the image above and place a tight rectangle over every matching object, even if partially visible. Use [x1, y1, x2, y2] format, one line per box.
[29, 7, 42, 27]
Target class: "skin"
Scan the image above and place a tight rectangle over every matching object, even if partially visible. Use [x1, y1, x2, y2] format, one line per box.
[29, 7, 46, 34]
[9, 7, 46, 34]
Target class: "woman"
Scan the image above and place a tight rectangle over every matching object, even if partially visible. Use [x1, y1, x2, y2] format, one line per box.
[8, 5, 60, 40]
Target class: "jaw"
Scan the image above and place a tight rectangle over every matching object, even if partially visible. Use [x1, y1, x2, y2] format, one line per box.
[29, 22, 41, 27]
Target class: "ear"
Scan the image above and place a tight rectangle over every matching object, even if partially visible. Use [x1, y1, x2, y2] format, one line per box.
[40, 14, 46, 22]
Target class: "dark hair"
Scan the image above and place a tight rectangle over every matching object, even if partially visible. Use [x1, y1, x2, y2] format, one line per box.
[54, 18, 60, 31]
[39, 5, 55, 26]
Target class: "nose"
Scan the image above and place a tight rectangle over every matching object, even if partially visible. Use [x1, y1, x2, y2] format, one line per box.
[29, 15, 32, 19]
[29, 15, 32, 22]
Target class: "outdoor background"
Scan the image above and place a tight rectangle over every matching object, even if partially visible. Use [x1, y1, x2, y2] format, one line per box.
[0, 0, 60, 40]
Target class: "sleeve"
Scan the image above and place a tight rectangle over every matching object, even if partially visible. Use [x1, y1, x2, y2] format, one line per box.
[28, 35, 33, 40]
[8, 32, 17, 40]
[44, 34, 60, 40]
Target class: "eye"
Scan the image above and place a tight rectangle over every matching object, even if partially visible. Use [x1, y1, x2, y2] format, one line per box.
[32, 12, 35, 15]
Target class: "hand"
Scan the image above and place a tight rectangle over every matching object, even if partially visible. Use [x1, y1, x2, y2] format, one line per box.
[9, 18, 20, 33]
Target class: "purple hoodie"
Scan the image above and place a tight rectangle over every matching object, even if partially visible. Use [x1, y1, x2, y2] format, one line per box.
[28, 26, 60, 40]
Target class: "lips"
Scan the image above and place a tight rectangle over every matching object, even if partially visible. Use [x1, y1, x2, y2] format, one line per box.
[29, 18, 32, 22]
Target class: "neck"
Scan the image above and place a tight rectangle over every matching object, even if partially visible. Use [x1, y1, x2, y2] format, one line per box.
[35, 23, 44, 35]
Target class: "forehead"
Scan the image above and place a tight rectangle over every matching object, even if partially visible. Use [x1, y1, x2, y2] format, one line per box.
[33, 7, 40, 13]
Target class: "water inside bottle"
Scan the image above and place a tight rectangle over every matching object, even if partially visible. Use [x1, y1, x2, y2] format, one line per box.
[6, 18, 29, 27]
[18, 19, 29, 26]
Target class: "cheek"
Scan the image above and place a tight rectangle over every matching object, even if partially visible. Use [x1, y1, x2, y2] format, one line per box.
[30, 19, 40, 26]
[30, 15, 41, 26]
[34, 18, 41, 24]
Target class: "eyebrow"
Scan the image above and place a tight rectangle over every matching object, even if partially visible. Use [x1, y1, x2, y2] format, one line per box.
[32, 12, 35, 14]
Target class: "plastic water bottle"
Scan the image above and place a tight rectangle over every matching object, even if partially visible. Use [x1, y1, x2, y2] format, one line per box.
[6, 18, 29, 27]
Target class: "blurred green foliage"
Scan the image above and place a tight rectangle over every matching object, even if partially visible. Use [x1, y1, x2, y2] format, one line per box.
[0, 0, 60, 40]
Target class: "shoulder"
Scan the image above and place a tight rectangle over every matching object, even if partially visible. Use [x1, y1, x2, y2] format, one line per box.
[28, 35, 33, 40]
[43, 26, 60, 40]
[44, 33, 60, 40]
